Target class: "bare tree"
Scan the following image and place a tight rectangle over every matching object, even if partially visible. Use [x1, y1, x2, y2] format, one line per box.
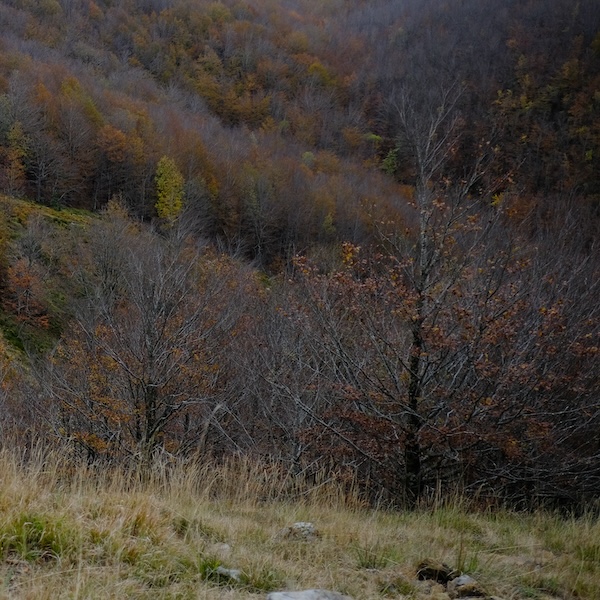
[283, 199, 599, 506]
[40, 203, 242, 465]
[272, 59, 599, 505]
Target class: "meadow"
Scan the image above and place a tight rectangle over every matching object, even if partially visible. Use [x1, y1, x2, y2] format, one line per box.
[0, 446, 598, 599]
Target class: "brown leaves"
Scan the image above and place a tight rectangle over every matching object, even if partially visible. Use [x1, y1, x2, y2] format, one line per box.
[2, 257, 50, 330]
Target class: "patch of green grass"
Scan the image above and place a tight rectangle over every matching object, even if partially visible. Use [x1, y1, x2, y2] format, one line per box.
[171, 516, 191, 537]
[197, 554, 282, 592]
[0, 309, 58, 354]
[197, 554, 226, 584]
[0, 513, 78, 562]
[353, 541, 398, 569]
[518, 584, 545, 599]
[0, 311, 25, 353]
[455, 536, 481, 574]
[133, 552, 196, 588]
[520, 572, 564, 598]
[432, 508, 484, 536]
[171, 516, 224, 542]
[542, 530, 568, 554]
[577, 543, 600, 564]
[572, 578, 600, 599]
[239, 563, 283, 592]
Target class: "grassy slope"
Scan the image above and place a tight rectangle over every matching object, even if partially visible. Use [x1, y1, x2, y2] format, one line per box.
[0, 195, 93, 356]
[0, 448, 598, 600]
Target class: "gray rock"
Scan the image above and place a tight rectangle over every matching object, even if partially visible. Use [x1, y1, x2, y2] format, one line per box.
[215, 566, 242, 582]
[448, 573, 487, 598]
[276, 522, 320, 540]
[267, 590, 353, 600]
[449, 575, 478, 587]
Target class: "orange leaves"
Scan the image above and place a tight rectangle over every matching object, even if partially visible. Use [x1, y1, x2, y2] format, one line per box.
[43, 210, 253, 463]
[87, 1, 102, 21]
[2, 257, 50, 330]
[97, 125, 128, 164]
[285, 209, 600, 499]
[33, 82, 54, 114]
[73, 432, 109, 454]
[340, 242, 360, 267]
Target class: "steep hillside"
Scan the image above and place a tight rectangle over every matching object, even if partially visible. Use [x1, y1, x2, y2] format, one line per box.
[0, 1, 598, 509]
[0, 0, 599, 265]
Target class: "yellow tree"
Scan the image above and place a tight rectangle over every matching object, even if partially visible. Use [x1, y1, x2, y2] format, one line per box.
[155, 155, 184, 223]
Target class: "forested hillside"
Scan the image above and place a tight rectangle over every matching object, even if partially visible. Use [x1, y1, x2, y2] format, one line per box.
[0, 0, 599, 508]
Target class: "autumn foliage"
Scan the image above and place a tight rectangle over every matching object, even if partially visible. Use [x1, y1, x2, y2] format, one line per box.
[0, 0, 598, 508]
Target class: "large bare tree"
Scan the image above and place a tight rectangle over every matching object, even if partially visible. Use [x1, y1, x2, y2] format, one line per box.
[41, 203, 242, 465]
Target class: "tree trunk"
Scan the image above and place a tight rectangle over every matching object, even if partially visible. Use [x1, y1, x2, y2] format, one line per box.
[405, 308, 424, 505]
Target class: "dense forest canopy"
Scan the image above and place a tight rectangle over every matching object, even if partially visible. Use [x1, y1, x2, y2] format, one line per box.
[0, 0, 598, 508]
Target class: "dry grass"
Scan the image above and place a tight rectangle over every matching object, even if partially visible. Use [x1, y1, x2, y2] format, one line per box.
[0, 446, 598, 599]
